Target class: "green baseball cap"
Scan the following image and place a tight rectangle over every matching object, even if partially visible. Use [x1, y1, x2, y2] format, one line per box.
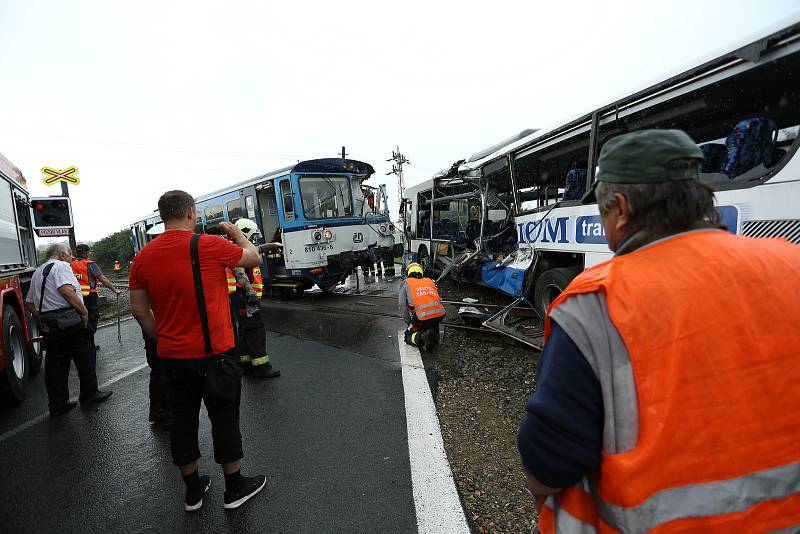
[582, 129, 704, 204]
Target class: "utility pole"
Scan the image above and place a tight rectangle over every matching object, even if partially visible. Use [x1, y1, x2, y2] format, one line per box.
[386, 146, 410, 216]
[60, 181, 78, 253]
[386, 147, 411, 252]
[341, 146, 348, 159]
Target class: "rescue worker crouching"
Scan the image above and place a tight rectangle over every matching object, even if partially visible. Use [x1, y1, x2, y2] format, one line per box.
[231, 218, 281, 378]
[399, 262, 445, 351]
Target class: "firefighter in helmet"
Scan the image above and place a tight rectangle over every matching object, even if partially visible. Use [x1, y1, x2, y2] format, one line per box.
[231, 218, 282, 378]
[398, 262, 446, 351]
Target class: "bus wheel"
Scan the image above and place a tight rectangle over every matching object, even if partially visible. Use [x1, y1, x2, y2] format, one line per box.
[533, 267, 581, 319]
[1, 305, 28, 404]
[26, 310, 43, 375]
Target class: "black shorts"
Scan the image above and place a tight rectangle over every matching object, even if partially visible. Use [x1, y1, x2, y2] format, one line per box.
[159, 355, 243, 466]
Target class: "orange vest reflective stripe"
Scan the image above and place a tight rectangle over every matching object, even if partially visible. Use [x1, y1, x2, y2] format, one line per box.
[71, 259, 97, 296]
[225, 268, 236, 295]
[405, 277, 445, 320]
[250, 266, 264, 298]
[538, 231, 800, 534]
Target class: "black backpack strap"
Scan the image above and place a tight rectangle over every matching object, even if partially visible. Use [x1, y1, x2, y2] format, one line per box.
[38, 262, 56, 315]
[190, 234, 213, 356]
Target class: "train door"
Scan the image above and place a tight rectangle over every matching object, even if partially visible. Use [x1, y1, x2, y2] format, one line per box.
[256, 183, 280, 243]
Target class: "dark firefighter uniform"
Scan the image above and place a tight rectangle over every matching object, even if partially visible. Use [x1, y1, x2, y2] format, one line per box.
[233, 265, 280, 378]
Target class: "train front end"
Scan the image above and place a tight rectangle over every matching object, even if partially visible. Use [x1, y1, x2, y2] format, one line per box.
[278, 159, 394, 290]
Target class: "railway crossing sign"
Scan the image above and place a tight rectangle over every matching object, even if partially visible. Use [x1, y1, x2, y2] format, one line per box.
[42, 166, 80, 186]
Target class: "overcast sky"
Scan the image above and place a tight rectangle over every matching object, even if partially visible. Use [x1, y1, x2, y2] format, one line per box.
[1, 0, 798, 242]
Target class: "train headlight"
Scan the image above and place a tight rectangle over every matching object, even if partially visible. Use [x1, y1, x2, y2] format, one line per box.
[312, 230, 323, 242]
[380, 224, 387, 233]
[389, 224, 394, 232]
[323, 229, 333, 240]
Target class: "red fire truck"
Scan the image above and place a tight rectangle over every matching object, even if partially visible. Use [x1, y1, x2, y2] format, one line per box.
[0, 152, 73, 404]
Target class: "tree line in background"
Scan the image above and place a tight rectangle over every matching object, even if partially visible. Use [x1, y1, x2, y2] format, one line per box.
[90, 229, 134, 270]
[35, 229, 134, 271]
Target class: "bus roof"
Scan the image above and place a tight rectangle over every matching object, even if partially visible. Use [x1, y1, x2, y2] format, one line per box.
[458, 17, 800, 174]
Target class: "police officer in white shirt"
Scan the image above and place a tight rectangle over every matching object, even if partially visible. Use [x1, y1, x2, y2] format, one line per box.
[25, 243, 112, 417]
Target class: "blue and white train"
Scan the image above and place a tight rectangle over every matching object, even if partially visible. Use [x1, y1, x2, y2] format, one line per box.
[131, 158, 395, 292]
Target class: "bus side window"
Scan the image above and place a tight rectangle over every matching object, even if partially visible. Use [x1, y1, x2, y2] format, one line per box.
[280, 180, 295, 221]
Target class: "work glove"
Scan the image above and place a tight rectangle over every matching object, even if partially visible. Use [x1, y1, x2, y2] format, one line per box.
[246, 293, 260, 307]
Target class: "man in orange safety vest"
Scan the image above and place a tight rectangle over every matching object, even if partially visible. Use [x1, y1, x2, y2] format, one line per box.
[517, 129, 800, 533]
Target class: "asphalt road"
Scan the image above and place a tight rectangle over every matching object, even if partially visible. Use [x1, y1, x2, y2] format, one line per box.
[0, 276, 420, 533]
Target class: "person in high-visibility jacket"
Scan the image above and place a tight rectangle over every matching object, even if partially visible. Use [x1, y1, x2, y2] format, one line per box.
[398, 262, 446, 351]
[231, 218, 282, 378]
[517, 129, 800, 533]
[72, 244, 121, 352]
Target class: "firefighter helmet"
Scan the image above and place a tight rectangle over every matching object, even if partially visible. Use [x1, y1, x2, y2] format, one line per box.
[406, 262, 424, 277]
[235, 218, 261, 241]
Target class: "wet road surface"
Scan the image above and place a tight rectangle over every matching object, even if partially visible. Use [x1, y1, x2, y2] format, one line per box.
[0, 276, 421, 533]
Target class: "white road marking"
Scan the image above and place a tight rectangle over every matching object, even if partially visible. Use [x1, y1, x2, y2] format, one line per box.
[398, 329, 471, 534]
[0, 362, 148, 444]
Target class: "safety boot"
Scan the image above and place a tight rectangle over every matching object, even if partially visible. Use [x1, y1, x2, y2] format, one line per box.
[251, 356, 281, 378]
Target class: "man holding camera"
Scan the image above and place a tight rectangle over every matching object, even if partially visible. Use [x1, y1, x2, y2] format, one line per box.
[130, 190, 267, 513]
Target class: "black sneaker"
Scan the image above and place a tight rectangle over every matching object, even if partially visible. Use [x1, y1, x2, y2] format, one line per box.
[223, 475, 266, 510]
[184, 475, 211, 512]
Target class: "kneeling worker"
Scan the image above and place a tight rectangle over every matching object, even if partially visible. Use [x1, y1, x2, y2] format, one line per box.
[232, 218, 281, 378]
[399, 262, 445, 351]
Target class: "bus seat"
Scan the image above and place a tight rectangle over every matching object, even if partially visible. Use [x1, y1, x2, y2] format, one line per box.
[699, 143, 727, 173]
[722, 118, 778, 178]
[563, 169, 587, 201]
[433, 220, 444, 239]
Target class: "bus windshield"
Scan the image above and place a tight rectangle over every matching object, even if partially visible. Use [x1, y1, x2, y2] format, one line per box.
[299, 175, 353, 220]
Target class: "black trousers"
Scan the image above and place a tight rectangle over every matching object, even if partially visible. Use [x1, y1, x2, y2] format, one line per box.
[143, 334, 165, 407]
[43, 324, 98, 410]
[404, 316, 442, 351]
[238, 312, 267, 358]
[83, 293, 99, 345]
[159, 355, 244, 466]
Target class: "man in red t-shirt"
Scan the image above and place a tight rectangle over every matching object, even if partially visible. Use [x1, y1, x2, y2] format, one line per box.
[130, 190, 267, 513]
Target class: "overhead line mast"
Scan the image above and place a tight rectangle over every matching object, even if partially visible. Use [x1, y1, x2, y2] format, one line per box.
[386, 146, 410, 218]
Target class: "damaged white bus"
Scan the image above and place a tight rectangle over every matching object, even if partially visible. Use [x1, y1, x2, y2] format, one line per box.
[403, 20, 800, 347]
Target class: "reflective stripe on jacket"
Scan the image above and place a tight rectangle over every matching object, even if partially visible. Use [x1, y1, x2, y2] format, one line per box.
[250, 266, 264, 298]
[71, 259, 97, 296]
[537, 230, 800, 534]
[225, 267, 237, 295]
[404, 277, 445, 321]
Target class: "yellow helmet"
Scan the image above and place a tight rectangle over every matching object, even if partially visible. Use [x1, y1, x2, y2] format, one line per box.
[407, 262, 424, 277]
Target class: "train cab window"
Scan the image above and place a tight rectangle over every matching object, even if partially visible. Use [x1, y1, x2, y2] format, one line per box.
[299, 176, 353, 219]
[204, 204, 224, 226]
[280, 180, 295, 221]
[227, 199, 243, 222]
